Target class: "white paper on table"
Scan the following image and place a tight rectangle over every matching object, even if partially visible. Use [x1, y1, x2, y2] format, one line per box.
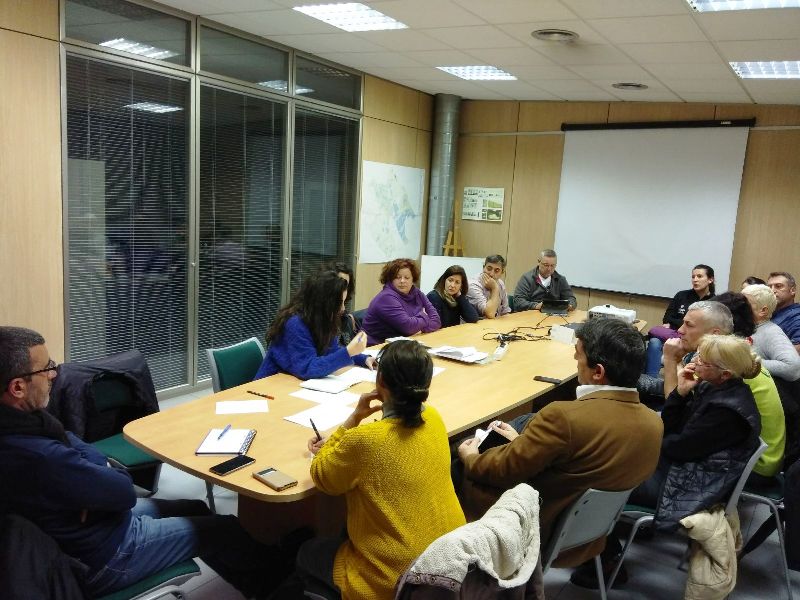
[337, 366, 377, 385]
[284, 403, 354, 431]
[362, 348, 380, 357]
[215, 400, 269, 414]
[432, 366, 445, 377]
[299, 377, 351, 394]
[290, 389, 360, 405]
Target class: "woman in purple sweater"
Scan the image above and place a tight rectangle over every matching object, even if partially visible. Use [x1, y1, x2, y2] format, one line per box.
[362, 258, 441, 345]
[254, 271, 374, 380]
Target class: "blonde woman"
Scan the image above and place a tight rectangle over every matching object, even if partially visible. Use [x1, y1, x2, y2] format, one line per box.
[629, 334, 762, 530]
[742, 284, 800, 382]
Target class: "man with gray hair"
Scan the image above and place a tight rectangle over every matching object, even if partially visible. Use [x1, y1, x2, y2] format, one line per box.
[768, 271, 800, 354]
[661, 300, 734, 396]
[513, 249, 577, 312]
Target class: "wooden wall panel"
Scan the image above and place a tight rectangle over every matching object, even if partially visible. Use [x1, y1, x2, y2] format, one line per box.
[729, 130, 800, 284]
[418, 92, 433, 131]
[0, 29, 63, 359]
[518, 102, 609, 132]
[453, 135, 516, 260]
[460, 100, 519, 133]
[608, 102, 716, 123]
[505, 135, 564, 289]
[716, 104, 800, 127]
[363, 76, 420, 127]
[356, 78, 433, 311]
[0, 0, 58, 40]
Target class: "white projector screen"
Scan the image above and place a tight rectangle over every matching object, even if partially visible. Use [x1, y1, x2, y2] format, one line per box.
[553, 126, 749, 298]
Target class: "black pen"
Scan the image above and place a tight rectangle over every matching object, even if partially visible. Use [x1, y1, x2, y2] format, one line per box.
[247, 390, 274, 400]
[310, 418, 322, 442]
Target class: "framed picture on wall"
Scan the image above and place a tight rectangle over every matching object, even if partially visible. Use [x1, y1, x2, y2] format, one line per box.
[462, 187, 504, 222]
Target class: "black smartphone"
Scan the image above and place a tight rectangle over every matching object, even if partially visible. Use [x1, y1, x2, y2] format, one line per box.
[209, 455, 255, 476]
[479, 428, 510, 453]
[533, 375, 562, 385]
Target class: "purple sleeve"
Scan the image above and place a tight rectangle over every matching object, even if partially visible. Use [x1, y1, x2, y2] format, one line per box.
[371, 290, 436, 336]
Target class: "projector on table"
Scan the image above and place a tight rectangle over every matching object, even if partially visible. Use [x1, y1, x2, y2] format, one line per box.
[588, 304, 636, 325]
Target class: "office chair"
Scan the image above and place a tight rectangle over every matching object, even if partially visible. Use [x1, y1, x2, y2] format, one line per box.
[96, 559, 201, 600]
[608, 439, 769, 589]
[205, 336, 266, 511]
[542, 488, 635, 600]
[90, 374, 162, 496]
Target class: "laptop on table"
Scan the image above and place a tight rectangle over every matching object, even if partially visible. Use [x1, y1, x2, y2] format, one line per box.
[540, 299, 570, 316]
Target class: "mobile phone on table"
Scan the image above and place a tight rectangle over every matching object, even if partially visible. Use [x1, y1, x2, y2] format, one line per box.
[253, 467, 298, 491]
[209, 455, 255, 476]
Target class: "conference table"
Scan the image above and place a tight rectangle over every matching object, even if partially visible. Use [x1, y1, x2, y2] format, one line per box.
[124, 309, 632, 539]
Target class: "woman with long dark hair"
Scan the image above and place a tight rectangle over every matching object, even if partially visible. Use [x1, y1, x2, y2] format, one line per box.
[645, 264, 715, 375]
[298, 340, 465, 600]
[426, 265, 479, 327]
[253, 271, 374, 380]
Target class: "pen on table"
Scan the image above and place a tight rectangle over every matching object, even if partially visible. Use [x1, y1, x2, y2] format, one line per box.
[310, 418, 322, 442]
[217, 424, 232, 440]
[247, 390, 274, 400]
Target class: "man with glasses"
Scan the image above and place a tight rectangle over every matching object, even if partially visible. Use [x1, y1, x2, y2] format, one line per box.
[513, 249, 577, 312]
[466, 254, 511, 319]
[0, 326, 287, 598]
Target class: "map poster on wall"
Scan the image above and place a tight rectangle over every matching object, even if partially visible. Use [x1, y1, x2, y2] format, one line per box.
[359, 160, 425, 264]
[462, 187, 505, 222]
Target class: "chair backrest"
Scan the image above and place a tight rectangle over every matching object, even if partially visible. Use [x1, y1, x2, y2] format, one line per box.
[541, 487, 634, 573]
[206, 337, 266, 392]
[85, 375, 142, 443]
[724, 437, 768, 515]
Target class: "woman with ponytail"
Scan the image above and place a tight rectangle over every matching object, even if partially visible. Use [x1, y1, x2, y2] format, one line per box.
[300, 340, 465, 600]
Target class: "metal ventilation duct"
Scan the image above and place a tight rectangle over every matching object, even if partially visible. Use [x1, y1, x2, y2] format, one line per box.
[425, 94, 460, 255]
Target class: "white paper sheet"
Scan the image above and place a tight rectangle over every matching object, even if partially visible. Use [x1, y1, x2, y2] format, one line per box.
[284, 403, 354, 431]
[337, 366, 377, 385]
[290, 389, 360, 405]
[215, 400, 269, 414]
[299, 377, 351, 394]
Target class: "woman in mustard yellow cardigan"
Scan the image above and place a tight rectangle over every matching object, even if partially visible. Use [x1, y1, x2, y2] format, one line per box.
[300, 340, 465, 600]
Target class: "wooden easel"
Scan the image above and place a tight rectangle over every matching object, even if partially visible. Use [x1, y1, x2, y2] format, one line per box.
[442, 228, 463, 256]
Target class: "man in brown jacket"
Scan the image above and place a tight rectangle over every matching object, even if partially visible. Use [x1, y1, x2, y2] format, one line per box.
[457, 318, 663, 568]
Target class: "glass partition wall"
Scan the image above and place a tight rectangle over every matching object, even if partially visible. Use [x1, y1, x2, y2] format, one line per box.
[63, 0, 362, 392]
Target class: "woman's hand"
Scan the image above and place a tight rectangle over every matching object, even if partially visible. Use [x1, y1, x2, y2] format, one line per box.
[343, 390, 383, 429]
[491, 421, 519, 442]
[364, 356, 377, 370]
[346, 331, 367, 357]
[308, 436, 326, 455]
[458, 436, 480, 462]
[676, 362, 699, 397]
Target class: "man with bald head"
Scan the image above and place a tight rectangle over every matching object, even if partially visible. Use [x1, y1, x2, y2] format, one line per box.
[513, 249, 577, 312]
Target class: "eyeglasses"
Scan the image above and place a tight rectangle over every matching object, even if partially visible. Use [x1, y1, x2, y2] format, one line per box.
[15, 359, 58, 379]
[694, 356, 721, 370]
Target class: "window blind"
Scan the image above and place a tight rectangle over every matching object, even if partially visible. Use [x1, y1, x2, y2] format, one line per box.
[65, 55, 190, 389]
[197, 85, 287, 377]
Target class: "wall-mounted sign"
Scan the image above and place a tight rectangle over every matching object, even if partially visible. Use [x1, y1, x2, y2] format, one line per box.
[462, 187, 504, 222]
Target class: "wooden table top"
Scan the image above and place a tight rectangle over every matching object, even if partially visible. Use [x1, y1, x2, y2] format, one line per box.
[124, 310, 636, 502]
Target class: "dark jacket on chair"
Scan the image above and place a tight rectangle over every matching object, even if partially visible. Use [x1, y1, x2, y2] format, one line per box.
[655, 379, 761, 531]
[47, 350, 159, 440]
[0, 514, 87, 600]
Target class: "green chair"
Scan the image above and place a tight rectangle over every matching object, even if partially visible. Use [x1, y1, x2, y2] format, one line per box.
[207, 337, 266, 393]
[204, 337, 266, 511]
[95, 559, 201, 600]
[90, 375, 162, 496]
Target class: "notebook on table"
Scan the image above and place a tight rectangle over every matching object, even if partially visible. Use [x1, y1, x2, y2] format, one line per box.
[195, 428, 256, 455]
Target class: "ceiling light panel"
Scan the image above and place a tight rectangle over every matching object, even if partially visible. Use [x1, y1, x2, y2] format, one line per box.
[436, 66, 517, 80]
[124, 102, 183, 113]
[688, 0, 800, 11]
[99, 38, 179, 60]
[730, 60, 800, 78]
[293, 3, 408, 32]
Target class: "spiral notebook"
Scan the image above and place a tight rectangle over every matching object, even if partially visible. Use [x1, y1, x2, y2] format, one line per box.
[195, 428, 257, 455]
